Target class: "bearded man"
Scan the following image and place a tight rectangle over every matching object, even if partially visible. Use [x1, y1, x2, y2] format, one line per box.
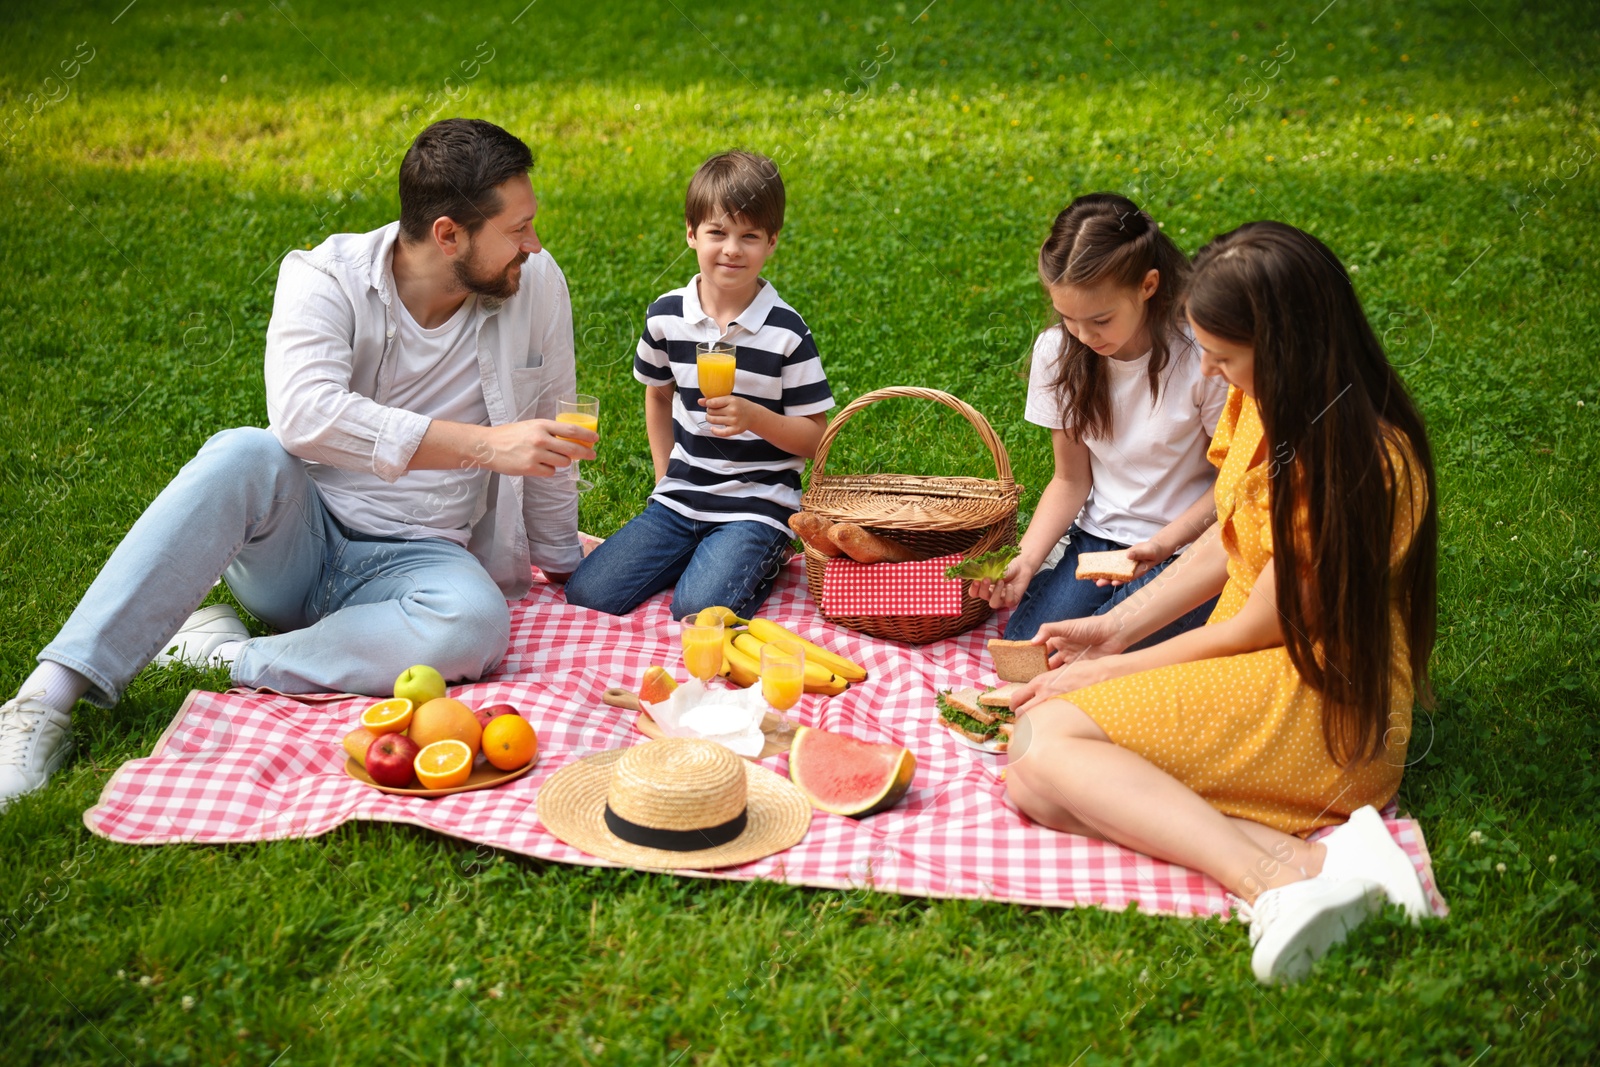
[1, 118, 594, 809]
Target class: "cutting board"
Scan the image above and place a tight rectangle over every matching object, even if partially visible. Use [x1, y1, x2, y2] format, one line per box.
[602, 688, 794, 760]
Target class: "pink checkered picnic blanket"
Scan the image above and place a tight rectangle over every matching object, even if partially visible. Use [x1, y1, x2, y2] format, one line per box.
[84, 554, 1448, 918]
[821, 554, 966, 616]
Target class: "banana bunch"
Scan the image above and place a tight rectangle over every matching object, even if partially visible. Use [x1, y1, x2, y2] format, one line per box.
[694, 607, 868, 696]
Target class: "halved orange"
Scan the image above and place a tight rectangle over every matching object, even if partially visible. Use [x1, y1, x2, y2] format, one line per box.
[414, 739, 473, 789]
[360, 697, 414, 735]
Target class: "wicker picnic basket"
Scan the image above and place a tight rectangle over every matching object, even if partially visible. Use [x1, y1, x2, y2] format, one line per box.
[800, 386, 1020, 644]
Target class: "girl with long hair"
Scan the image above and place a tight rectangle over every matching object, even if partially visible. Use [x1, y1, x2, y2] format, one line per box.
[975, 193, 1229, 644]
[1006, 221, 1439, 983]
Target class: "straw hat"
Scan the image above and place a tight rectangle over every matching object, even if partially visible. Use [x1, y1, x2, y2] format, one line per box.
[537, 738, 812, 870]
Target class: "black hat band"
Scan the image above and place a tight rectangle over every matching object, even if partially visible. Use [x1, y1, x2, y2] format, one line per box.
[603, 804, 749, 852]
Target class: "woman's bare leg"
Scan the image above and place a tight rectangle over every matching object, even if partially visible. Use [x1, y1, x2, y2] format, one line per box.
[1006, 699, 1309, 902]
[1230, 819, 1326, 878]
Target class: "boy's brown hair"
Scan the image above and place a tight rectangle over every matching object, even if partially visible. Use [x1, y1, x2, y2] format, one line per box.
[685, 150, 785, 235]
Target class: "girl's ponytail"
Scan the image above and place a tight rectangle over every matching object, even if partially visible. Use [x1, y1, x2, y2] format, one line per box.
[1037, 193, 1191, 440]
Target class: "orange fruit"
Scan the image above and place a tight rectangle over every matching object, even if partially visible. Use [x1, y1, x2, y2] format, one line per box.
[481, 714, 537, 771]
[343, 726, 379, 767]
[408, 698, 482, 756]
[414, 739, 473, 789]
[638, 665, 679, 705]
[360, 697, 414, 735]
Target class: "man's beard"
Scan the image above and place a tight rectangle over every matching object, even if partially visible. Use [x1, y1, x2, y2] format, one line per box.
[453, 246, 527, 300]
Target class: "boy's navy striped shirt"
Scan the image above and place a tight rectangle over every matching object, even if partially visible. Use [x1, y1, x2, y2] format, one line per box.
[633, 276, 833, 532]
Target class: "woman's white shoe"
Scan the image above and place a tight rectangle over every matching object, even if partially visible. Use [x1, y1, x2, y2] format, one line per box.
[1242, 876, 1385, 984]
[1318, 805, 1432, 922]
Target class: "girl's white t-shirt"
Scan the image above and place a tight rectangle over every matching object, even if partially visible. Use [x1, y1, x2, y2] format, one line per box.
[1024, 324, 1229, 547]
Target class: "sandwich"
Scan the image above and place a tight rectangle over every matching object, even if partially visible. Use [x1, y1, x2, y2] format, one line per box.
[937, 686, 1016, 751]
[986, 639, 1050, 683]
[1075, 549, 1140, 583]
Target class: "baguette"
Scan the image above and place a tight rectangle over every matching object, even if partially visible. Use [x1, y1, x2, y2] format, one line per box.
[788, 512, 842, 558]
[830, 523, 923, 564]
[1075, 549, 1140, 583]
[987, 639, 1050, 683]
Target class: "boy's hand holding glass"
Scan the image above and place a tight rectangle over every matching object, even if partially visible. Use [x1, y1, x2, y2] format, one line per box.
[699, 394, 759, 437]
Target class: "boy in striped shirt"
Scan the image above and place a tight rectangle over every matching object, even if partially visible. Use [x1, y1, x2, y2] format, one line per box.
[566, 151, 834, 619]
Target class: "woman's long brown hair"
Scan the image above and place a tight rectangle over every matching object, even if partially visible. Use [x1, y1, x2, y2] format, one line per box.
[1037, 193, 1192, 440]
[1187, 222, 1438, 766]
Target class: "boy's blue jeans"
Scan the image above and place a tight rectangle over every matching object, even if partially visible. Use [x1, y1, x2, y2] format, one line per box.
[565, 501, 793, 620]
[1002, 525, 1219, 647]
[40, 427, 512, 705]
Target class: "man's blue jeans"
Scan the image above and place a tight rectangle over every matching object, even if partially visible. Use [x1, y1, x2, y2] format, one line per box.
[40, 428, 511, 705]
[565, 501, 792, 620]
[1002, 525, 1219, 647]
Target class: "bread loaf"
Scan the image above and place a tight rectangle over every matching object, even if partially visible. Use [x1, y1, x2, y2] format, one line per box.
[830, 523, 922, 564]
[788, 512, 841, 557]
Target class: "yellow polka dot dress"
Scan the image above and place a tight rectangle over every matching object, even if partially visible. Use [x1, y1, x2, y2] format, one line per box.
[1062, 387, 1426, 836]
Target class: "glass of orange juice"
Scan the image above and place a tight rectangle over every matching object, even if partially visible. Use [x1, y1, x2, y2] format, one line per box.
[696, 342, 737, 400]
[556, 394, 600, 492]
[680, 614, 725, 684]
[760, 638, 805, 732]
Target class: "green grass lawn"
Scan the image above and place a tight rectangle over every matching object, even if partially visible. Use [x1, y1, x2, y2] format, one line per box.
[3, 0, 1598, 1062]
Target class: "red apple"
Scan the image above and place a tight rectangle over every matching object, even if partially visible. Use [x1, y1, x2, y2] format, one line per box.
[473, 702, 522, 730]
[365, 733, 421, 788]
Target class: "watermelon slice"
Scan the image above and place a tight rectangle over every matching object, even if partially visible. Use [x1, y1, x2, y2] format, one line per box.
[788, 726, 915, 818]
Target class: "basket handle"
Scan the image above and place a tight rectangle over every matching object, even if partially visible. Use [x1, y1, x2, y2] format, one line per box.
[811, 386, 1014, 488]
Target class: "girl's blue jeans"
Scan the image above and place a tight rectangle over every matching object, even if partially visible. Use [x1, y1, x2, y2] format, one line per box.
[564, 501, 792, 620]
[1002, 525, 1219, 647]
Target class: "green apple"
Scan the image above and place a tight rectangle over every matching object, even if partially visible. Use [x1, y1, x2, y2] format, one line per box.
[394, 664, 447, 706]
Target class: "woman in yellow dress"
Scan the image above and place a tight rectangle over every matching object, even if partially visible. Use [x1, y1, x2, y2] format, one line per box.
[1007, 221, 1440, 984]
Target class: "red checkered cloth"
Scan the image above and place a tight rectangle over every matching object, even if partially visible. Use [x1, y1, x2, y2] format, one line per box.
[83, 552, 1448, 918]
[820, 554, 965, 617]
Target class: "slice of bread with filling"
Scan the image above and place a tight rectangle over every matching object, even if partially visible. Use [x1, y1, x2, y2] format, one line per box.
[980, 682, 1025, 709]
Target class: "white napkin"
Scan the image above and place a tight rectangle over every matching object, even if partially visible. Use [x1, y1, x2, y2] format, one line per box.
[640, 679, 767, 757]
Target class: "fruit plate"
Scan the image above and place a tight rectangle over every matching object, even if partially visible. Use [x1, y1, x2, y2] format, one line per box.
[344, 756, 535, 797]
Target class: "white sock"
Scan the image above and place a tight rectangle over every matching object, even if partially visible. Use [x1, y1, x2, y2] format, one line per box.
[18, 661, 91, 714]
[211, 640, 245, 666]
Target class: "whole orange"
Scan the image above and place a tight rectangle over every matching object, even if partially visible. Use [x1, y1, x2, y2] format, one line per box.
[481, 714, 537, 770]
[408, 698, 482, 756]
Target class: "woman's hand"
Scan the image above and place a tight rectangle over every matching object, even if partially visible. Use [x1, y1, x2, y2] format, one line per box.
[1012, 655, 1123, 714]
[972, 557, 1037, 610]
[1032, 614, 1123, 668]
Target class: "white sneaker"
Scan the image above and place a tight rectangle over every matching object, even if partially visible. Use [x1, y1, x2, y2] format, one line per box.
[0, 693, 74, 812]
[151, 604, 249, 668]
[1318, 805, 1432, 922]
[1241, 876, 1385, 984]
